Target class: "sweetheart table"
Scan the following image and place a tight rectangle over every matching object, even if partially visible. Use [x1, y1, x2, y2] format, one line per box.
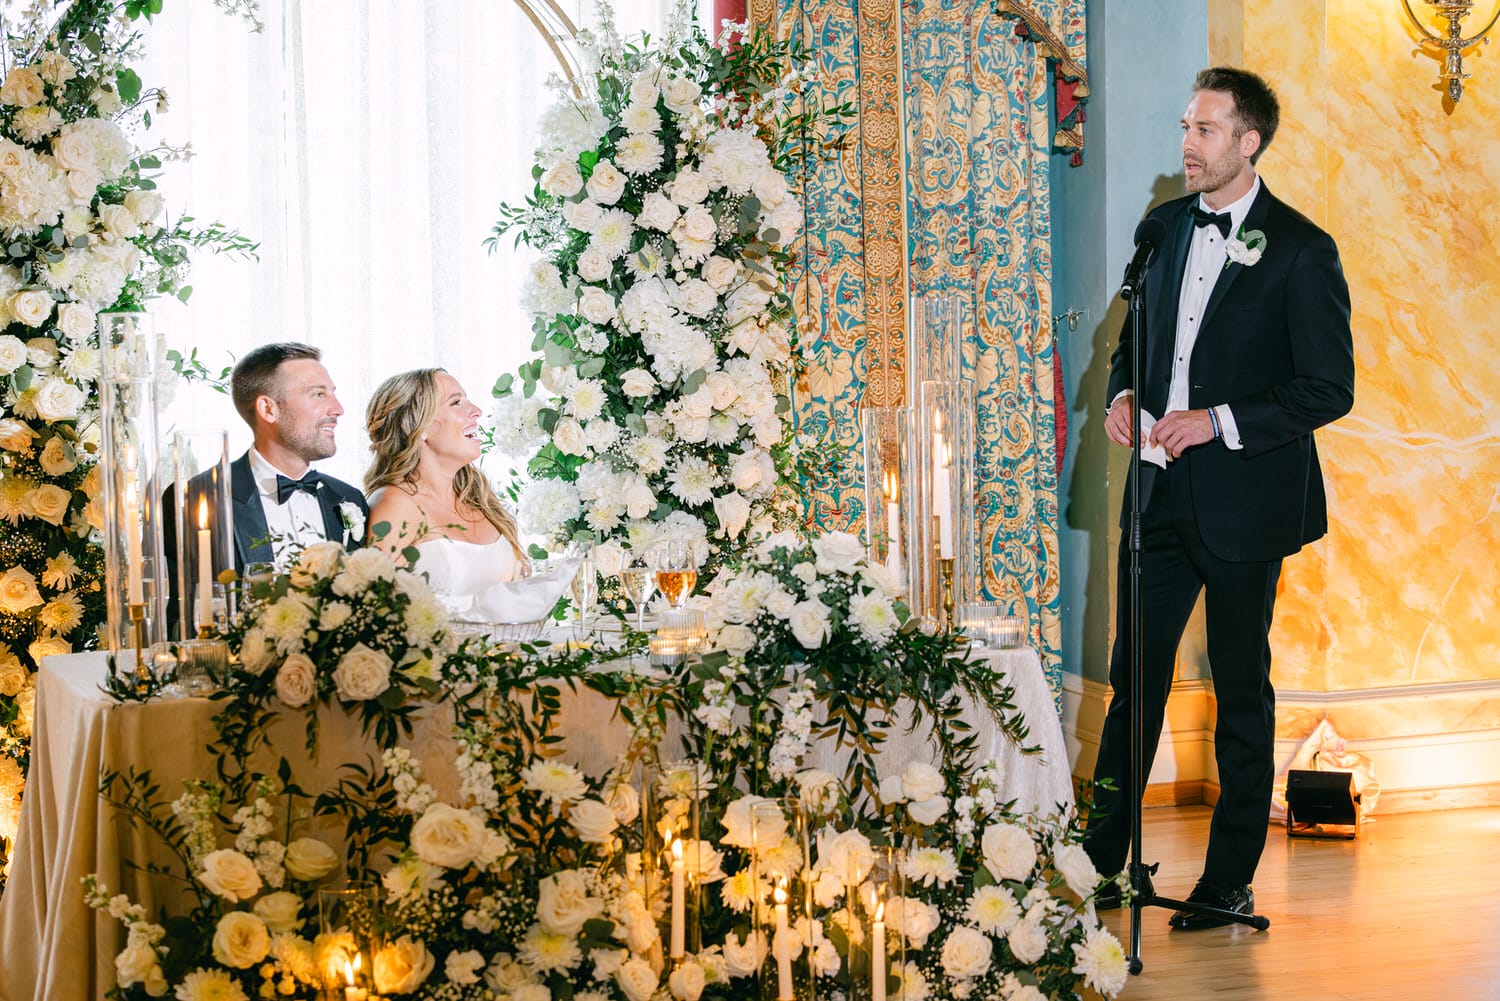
[0, 644, 1070, 1001]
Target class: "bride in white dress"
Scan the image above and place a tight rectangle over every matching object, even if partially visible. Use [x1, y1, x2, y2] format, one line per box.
[363, 369, 527, 619]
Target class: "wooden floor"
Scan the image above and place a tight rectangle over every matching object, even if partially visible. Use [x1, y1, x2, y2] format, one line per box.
[1095, 804, 1500, 1001]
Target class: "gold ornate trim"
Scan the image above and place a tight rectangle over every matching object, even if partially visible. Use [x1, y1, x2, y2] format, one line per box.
[994, 0, 1088, 89]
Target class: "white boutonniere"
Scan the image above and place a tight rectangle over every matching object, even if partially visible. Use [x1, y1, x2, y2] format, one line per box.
[338, 501, 366, 545]
[1226, 225, 1266, 268]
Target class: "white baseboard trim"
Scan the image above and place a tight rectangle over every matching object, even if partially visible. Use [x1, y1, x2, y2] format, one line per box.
[1060, 672, 1500, 814]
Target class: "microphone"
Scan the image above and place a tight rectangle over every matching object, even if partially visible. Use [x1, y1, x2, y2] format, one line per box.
[1118, 217, 1168, 300]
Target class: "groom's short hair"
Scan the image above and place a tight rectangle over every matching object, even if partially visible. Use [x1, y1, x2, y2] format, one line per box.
[231, 342, 323, 426]
[1194, 66, 1279, 164]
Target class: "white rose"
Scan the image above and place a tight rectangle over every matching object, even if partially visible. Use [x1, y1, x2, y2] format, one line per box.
[9, 290, 53, 327]
[788, 599, 831, 649]
[662, 76, 702, 115]
[273, 653, 317, 708]
[981, 822, 1038, 882]
[816, 828, 874, 884]
[0, 336, 26, 374]
[677, 204, 716, 243]
[541, 160, 584, 198]
[720, 795, 785, 849]
[620, 367, 657, 398]
[576, 246, 614, 283]
[668, 169, 709, 206]
[586, 161, 627, 205]
[0, 654, 25, 697]
[900, 762, 944, 803]
[712, 492, 750, 540]
[567, 798, 618, 844]
[237, 628, 275, 675]
[37, 437, 74, 475]
[621, 477, 656, 520]
[617, 957, 658, 1001]
[283, 837, 339, 881]
[1007, 917, 1048, 965]
[99, 203, 140, 240]
[1052, 841, 1100, 898]
[25, 337, 58, 367]
[25, 484, 71, 525]
[717, 623, 757, 656]
[669, 960, 706, 1001]
[411, 802, 489, 869]
[50, 127, 96, 171]
[578, 286, 617, 325]
[32, 378, 85, 422]
[198, 849, 263, 902]
[564, 198, 604, 232]
[123, 189, 164, 225]
[112, 942, 159, 989]
[907, 794, 949, 826]
[940, 926, 993, 979]
[0, 67, 44, 108]
[607, 779, 640, 824]
[211, 910, 270, 968]
[373, 935, 436, 995]
[591, 540, 624, 578]
[552, 416, 586, 456]
[536, 869, 604, 936]
[252, 891, 304, 934]
[635, 190, 679, 232]
[331, 643, 392, 701]
[811, 531, 865, 575]
[55, 302, 95, 340]
[628, 73, 660, 107]
[701, 255, 737, 290]
[28, 634, 69, 664]
[886, 896, 941, 948]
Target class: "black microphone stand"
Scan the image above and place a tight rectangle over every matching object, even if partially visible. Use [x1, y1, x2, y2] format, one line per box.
[1118, 245, 1269, 977]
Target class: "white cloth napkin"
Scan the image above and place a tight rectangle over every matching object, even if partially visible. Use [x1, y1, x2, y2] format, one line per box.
[467, 557, 580, 623]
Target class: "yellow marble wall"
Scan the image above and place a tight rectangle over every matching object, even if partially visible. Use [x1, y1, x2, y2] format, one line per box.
[1223, 0, 1500, 697]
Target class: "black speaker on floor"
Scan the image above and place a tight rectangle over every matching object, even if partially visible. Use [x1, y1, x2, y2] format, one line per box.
[1286, 769, 1360, 839]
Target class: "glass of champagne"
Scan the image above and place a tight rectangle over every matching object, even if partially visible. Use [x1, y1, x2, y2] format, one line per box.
[621, 554, 657, 632]
[570, 551, 596, 639]
[654, 539, 697, 610]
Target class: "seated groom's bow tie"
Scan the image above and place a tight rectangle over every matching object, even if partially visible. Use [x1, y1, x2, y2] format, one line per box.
[275, 472, 321, 505]
[1189, 204, 1232, 238]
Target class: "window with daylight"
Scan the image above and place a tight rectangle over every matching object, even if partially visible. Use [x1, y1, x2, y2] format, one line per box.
[137, 0, 715, 488]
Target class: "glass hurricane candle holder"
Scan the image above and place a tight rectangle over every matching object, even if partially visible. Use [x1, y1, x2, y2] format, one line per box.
[846, 847, 905, 1001]
[861, 406, 912, 595]
[742, 798, 814, 1001]
[643, 761, 708, 962]
[318, 882, 381, 996]
[171, 429, 234, 640]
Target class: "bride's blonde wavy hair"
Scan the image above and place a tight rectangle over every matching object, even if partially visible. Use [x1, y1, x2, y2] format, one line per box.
[364, 368, 524, 560]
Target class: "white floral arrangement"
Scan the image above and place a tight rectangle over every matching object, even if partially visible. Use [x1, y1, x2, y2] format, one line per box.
[0, 1, 256, 877]
[489, 1, 845, 571]
[217, 542, 487, 751]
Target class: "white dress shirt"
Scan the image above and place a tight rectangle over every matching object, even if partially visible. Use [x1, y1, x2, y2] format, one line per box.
[1167, 176, 1261, 450]
[248, 447, 328, 568]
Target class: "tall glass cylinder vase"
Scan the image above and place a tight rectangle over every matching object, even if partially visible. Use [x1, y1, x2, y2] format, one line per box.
[845, 847, 905, 1001]
[907, 295, 964, 400]
[99, 312, 168, 666]
[860, 406, 911, 596]
[643, 761, 706, 961]
[172, 430, 234, 638]
[914, 379, 976, 630]
[746, 798, 814, 1001]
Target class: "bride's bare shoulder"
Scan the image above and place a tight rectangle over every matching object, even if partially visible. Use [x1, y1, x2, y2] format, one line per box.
[366, 486, 426, 549]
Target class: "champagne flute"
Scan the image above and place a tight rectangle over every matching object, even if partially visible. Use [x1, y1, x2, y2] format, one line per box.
[654, 539, 697, 610]
[621, 555, 657, 631]
[570, 552, 596, 638]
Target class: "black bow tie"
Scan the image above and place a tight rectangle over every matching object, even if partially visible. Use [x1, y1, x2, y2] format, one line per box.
[275, 472, 321, 505]
[1189, 204, 1232, 238]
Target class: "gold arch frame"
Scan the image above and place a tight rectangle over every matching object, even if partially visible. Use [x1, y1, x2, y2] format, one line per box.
[512, 0, 583, 94]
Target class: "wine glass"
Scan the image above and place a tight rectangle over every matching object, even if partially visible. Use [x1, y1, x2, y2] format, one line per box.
[653, 539, 697, 610]
[570, 551, 596, 639]
[620, 554, 657, 632]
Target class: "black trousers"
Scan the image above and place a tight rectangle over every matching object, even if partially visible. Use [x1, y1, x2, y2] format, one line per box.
[1084, 455, 1282, 887]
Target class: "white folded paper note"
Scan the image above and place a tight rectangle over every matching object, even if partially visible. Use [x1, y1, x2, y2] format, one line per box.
[468, 557, 580, 623]
[1138, 409, 1168, 469]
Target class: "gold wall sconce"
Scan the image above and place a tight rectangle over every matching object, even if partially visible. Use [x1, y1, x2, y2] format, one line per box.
[1401, 0, 1500, 107]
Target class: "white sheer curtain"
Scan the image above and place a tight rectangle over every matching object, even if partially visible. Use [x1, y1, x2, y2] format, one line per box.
[138, 0, 709, 487]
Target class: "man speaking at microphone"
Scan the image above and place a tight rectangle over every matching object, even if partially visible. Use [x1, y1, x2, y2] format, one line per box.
[1084, 67, 1354, 929]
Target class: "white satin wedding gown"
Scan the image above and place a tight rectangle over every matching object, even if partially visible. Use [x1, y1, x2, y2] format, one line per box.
[413, 536, 520, 621]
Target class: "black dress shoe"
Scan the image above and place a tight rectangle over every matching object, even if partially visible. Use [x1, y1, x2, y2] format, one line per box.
[1168, 880, 1254, 930]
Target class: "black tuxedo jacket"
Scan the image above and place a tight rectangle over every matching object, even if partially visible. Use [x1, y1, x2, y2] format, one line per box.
[227, 453, 369, 572]
[1108, 183, 1355, 562]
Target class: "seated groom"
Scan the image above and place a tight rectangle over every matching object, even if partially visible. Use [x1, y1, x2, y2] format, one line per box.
[227, 342, 368, 572]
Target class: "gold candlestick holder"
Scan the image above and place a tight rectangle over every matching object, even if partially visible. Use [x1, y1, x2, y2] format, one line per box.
[127, 602, 151, 692]
[938, 557, 955, 634]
